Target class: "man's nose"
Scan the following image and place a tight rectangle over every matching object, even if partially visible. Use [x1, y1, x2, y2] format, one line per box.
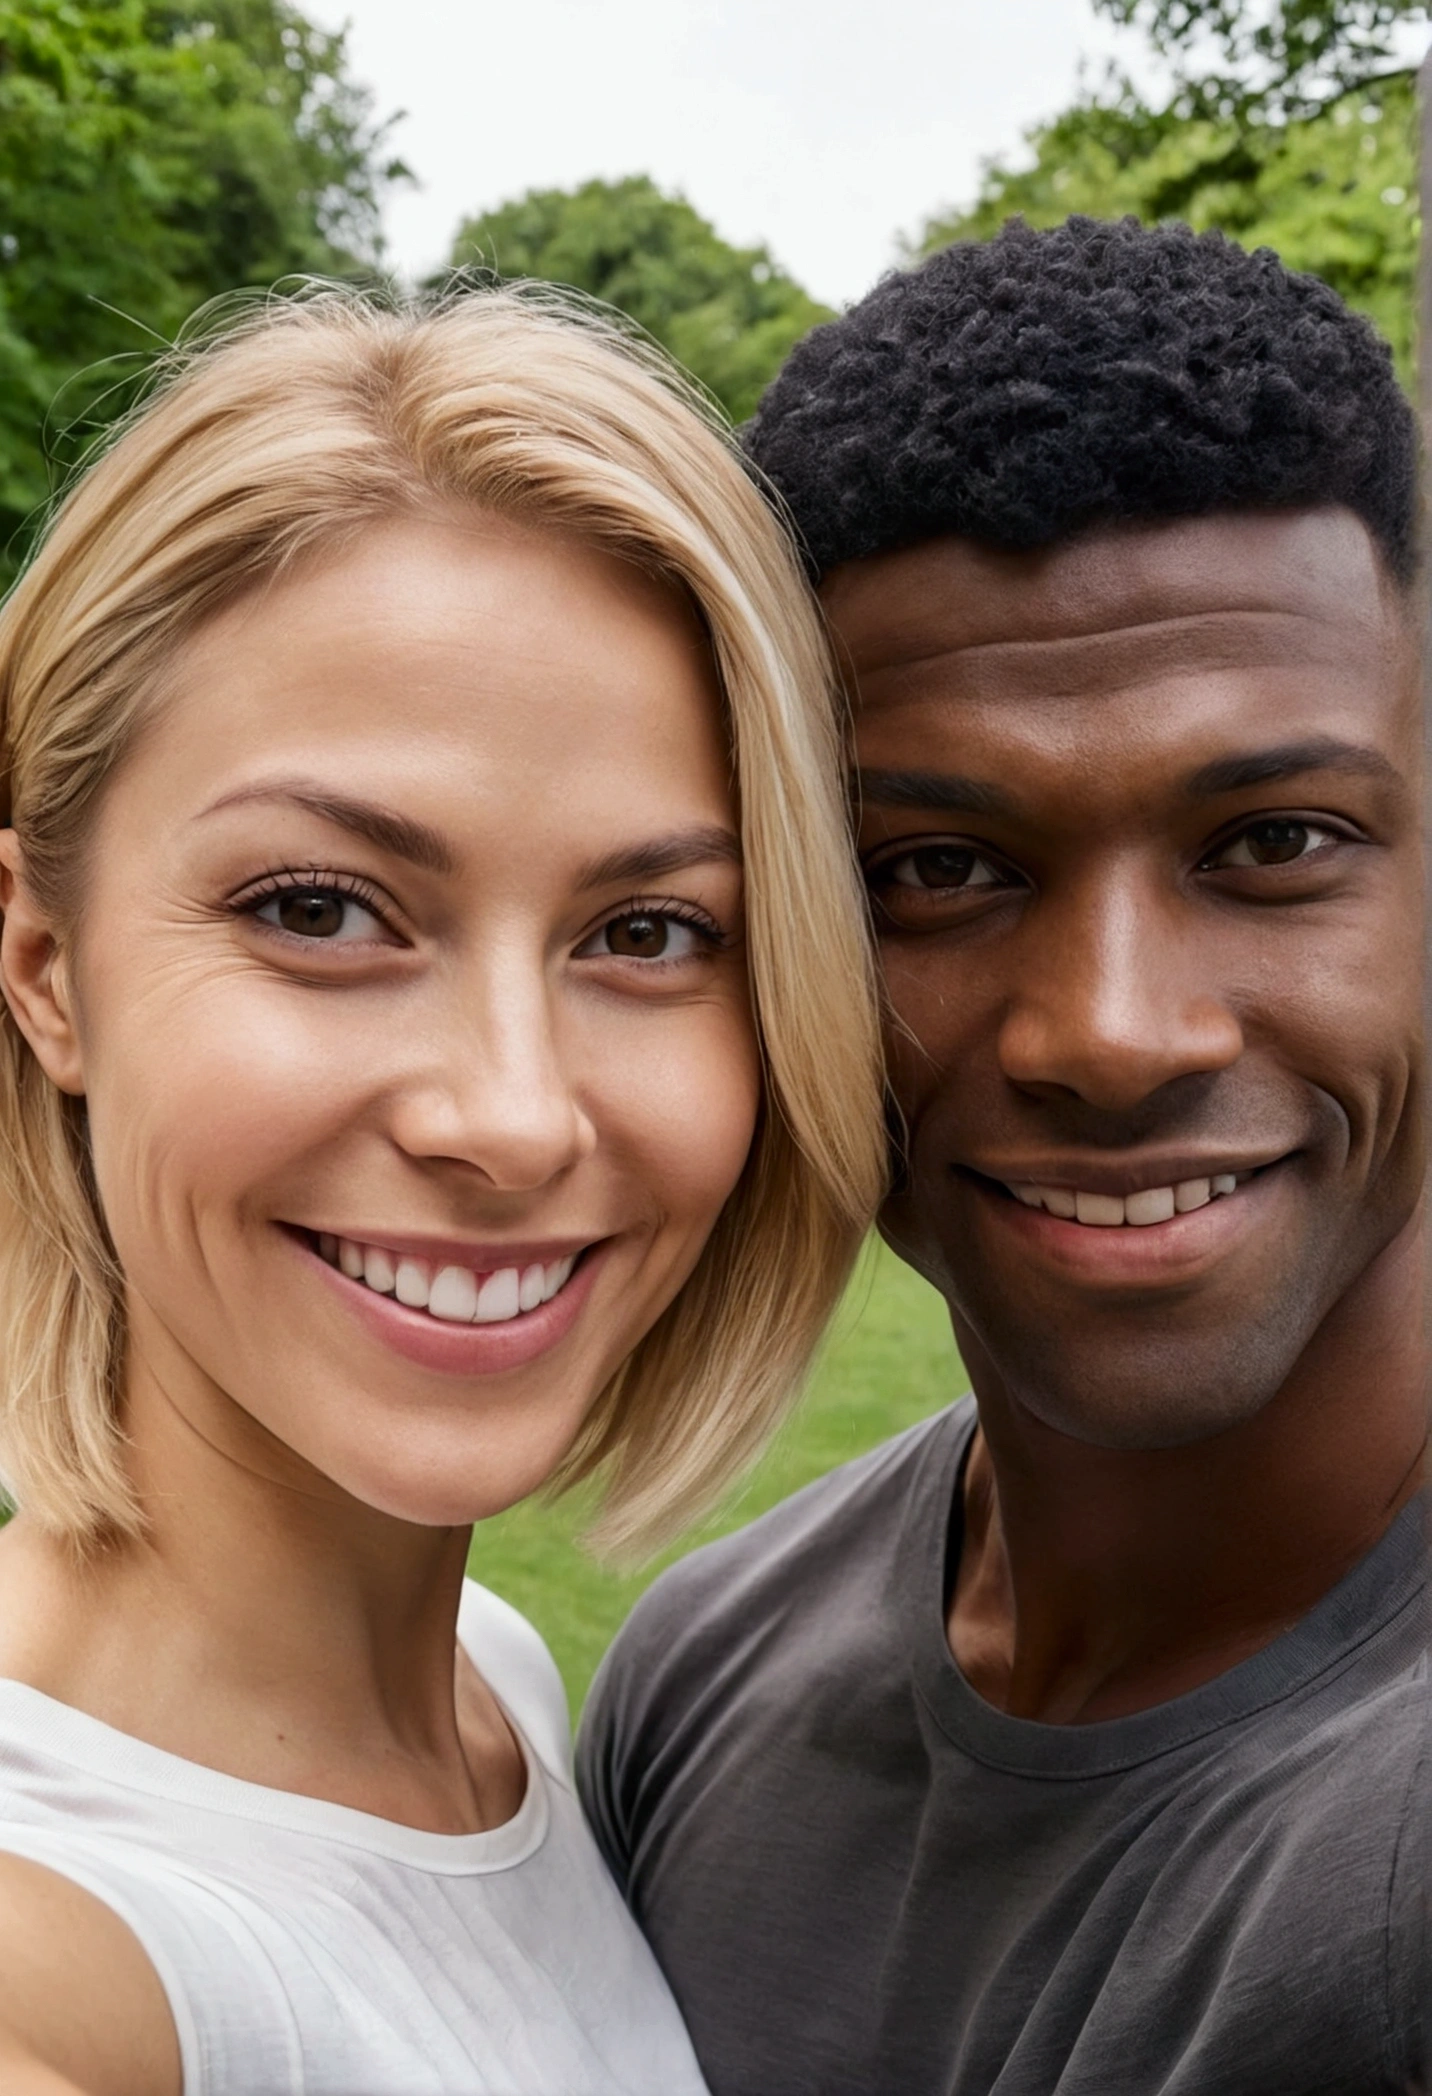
[996, 875, 1244, 1113]
[387, 951, 597, 1191]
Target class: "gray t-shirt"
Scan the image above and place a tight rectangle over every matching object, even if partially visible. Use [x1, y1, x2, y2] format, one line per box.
[577, 1398, 1429, 2096]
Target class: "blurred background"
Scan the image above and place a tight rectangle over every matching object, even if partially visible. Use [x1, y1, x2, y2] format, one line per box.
[1, 0, 1424, 1701]
[2, 0, 1425, 590]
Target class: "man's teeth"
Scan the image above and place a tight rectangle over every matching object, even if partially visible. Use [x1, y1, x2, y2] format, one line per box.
[316, 1235, 576, 1321]
[1007, 1174, 1241, 1226]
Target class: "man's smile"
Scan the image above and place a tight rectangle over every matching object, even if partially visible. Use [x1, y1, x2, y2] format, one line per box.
[1004, 1172, 1243, 1224]
[969, 1150, 1290, 1224]
[957, 1156, 1297, 1289]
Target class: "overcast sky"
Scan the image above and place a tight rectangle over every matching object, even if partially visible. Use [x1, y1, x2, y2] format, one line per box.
[310, 0, 1149, 309]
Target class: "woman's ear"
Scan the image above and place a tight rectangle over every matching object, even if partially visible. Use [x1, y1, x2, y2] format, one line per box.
[0, 830, 85, 1096]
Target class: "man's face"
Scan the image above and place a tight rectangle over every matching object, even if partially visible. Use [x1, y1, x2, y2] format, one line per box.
[829, 509, 1423, 1447]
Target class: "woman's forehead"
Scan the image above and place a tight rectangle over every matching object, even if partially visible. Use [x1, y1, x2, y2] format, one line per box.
[96, 515, 738, 878]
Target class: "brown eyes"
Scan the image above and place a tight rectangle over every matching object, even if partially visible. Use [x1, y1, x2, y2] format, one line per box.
[578, 910, 717, 963]
[1202, 819, 1334, 870]
[244, 880, 724, 966]
[865, 814, 1351, 929]
[876, 845, 1009, 893]
[602, 912, 676, 958]
[255, 887, 384, 941]
[271, 891, 345, 937]
[863, 842, 1019, 932]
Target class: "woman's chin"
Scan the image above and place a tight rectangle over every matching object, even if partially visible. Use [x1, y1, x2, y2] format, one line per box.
[310, 1426, 590, 1532]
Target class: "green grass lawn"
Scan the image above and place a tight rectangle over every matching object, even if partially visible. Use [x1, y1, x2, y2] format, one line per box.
[466, 1237, 965, 1714]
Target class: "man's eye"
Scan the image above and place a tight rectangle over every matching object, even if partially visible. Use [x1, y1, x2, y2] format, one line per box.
[254, 888, 384, 941]
[879, 845, 1006, 891]
[1207, 819, 1336, 870]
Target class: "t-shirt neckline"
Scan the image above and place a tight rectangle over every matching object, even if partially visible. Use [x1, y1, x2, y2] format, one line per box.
[910, 1397, 1426, 1780]
[0, 1634, 550, 1877]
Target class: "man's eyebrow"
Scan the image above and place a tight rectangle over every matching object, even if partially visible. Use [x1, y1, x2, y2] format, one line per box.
[198, 783, 456, 873]
[578, 826, 742, 890]
[854, 768, 1020, 818]
[1184, 738, 1404, 799]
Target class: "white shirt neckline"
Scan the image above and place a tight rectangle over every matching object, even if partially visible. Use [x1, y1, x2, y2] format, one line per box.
[0, 1653, 549, 1878]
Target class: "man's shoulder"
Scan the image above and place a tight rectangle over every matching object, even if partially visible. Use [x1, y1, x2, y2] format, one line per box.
[579, 1397, 973, 1808]
[609, 1396, 971, 1677]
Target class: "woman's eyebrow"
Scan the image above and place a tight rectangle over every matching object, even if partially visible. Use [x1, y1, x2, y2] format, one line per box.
[198, 789, 739, 889]
[578, 826, 742, 890]
[196, 782, 455, 873]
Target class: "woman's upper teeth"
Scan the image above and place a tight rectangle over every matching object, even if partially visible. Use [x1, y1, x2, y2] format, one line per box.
[318, 1235, 575, 1320]
[1006, 1175, 1240, 1225]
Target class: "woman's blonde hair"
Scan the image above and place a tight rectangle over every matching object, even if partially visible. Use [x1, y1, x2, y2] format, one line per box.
[0, 284, 885, 1556]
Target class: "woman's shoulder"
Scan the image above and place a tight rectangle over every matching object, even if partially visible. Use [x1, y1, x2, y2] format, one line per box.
[0, 1847, 183, 2096]
[456, 1580, 572, 1780]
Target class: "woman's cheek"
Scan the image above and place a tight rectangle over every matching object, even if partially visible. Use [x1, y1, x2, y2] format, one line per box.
[608, 999, 762, 1232]
[78, 976, 350, 1296]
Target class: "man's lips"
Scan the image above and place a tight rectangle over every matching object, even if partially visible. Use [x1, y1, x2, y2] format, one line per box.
[957, 1155, 1294, 1283]
[963, 1151, 1292, 1203]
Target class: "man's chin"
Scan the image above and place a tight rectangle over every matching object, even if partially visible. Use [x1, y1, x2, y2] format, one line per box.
[1004, 1377, 1282, 1451]
[965, 1313, 1314, 1451]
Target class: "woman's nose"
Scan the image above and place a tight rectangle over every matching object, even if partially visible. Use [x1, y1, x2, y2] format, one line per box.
[387, 957, 597, 1191]
[997, 880, 1244, 1113]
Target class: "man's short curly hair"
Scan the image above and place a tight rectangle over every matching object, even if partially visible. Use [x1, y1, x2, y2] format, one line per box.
[745, 215, 1419, 587]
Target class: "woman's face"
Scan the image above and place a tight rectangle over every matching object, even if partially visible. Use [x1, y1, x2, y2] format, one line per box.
[23, 513, 760, 1523]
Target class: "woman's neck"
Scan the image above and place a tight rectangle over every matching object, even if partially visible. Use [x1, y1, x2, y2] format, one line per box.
[0, 1334, 526, 1834]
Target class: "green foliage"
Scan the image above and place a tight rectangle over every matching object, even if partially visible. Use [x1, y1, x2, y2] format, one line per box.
[1094, 0, 1429, 119]
[467, 1238, 963, 1713]
[920, 72, 1417, 380]
[447, 175, 832, 424]
[0, 0, 403, 574]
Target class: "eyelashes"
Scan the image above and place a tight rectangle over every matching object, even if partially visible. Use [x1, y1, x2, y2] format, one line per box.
[228, 869, 396, 946]
[228, 869, 733, 958]
[597, 895, 731, 950]
[231, 866, 388, 914]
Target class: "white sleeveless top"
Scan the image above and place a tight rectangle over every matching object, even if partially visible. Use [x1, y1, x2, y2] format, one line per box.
[0, 1580, 709, 2095]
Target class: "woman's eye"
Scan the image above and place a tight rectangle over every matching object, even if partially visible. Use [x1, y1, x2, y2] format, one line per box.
[254, 888, 384, 941]
[584, 911, 704, 961]
[879, 844, 1008, 892]
[1207, 819, 1336, 870]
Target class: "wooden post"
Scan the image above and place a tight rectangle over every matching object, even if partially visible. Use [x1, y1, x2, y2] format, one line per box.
[1421, 44, 1432, 2096]
[1422, 45, 1432, 462]
[1421, 37, 1432, 1406]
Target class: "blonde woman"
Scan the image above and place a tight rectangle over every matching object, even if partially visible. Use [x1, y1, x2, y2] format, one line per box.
[0, 290, 884, 2096]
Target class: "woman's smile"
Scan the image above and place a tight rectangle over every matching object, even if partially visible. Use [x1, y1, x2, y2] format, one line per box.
[0, 286, 885, 2096]
[296, 1225, 609, 1377]
[50, 508, 763, 1523]
[314, 1229, 582, 1322]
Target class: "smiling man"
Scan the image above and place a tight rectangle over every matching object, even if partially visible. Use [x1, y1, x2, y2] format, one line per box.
[577, 218, 1428, 2095]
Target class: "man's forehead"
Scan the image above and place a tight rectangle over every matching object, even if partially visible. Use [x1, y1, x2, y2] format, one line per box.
[822, 508, 1399, 697]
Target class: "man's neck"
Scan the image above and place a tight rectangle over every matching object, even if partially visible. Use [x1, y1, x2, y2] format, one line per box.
[946, 1216, 1427, 1724]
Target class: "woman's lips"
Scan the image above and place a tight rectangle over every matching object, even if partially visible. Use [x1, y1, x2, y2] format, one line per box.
[316, 1230, 578, 1323]
[291, 1228, 606, 1375]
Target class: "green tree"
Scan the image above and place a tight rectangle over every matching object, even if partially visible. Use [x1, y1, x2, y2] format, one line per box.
[0, 0, 404, 572]
[447, 176, 831, 424]
[916, 1, 1423, 382]
[1095, 0, 1428, 119]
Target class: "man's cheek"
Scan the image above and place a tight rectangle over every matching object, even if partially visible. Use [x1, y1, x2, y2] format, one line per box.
[880, 967, 970, 1110]
[1289, 1011, 1417, 1171]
